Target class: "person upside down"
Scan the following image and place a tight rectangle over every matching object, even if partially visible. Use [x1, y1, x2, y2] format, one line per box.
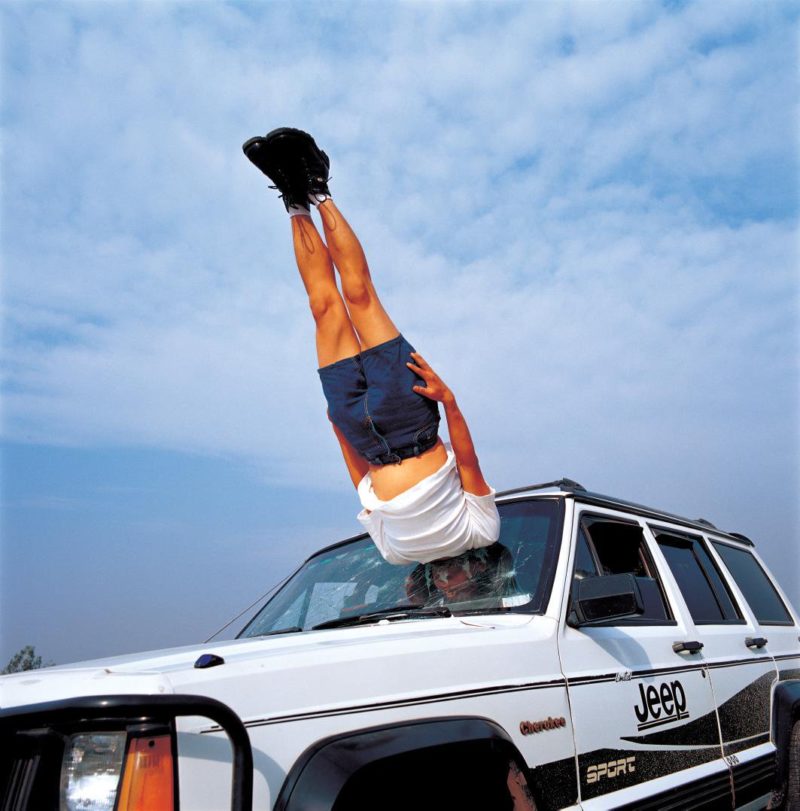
[243, 128, 501, 566]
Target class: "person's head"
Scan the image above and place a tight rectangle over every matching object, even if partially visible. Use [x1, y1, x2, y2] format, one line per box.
[427, 543, 515, 603]
[429, 553, 489, 600]
[404, 565, 430, 605]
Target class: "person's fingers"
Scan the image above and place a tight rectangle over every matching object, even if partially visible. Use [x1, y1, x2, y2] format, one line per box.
[412, 384, 434, 399]
[406, 361, 429, 377]
[409, 352, 430, 370]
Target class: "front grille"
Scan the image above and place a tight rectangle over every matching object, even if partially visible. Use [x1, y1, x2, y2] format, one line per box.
[0, 731, 62, 811]
[1, 752, 39, 811]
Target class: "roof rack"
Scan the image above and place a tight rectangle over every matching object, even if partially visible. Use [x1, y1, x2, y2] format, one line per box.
[694, 518, 718, 529]
[496, 482, 754, 546]
[312, 479, 755, 561]
[726, 531, 754, 546]
[497, 478, 586, 498]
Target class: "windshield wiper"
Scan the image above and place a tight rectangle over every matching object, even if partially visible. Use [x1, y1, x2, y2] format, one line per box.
[453, 606, 515, 616]
[312, 604, 452, 631]
[253, 626, 303, 637]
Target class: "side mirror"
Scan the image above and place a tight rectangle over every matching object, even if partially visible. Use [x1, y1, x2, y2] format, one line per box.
[568, 573, 644, 627]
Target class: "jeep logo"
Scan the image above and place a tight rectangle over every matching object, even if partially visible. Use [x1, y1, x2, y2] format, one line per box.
[634, 679, 688, 730]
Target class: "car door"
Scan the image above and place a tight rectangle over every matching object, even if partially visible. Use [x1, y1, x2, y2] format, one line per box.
[706, 537, 800, 806]
[648, 525, 777, 808]
[558, 505, 731, 809]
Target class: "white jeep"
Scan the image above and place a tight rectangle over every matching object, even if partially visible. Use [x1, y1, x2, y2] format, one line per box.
[2, 480, 799, 810]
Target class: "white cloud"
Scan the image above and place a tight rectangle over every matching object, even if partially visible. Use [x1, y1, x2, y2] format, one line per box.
[2, 1, 798, 598]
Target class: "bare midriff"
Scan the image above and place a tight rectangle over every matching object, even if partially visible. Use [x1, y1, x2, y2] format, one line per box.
[368, 438, 449, 501]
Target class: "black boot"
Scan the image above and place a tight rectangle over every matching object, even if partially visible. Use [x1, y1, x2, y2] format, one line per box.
[242, 127, 330, 210]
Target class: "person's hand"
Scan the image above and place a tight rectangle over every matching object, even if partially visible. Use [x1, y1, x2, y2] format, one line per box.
[406, 352, 454, 405]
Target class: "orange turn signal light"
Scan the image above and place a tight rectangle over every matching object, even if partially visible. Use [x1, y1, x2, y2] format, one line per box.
[116, 734, 175, 811]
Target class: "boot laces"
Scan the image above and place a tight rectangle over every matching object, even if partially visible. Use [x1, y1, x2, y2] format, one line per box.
[267, 165, 300, 207]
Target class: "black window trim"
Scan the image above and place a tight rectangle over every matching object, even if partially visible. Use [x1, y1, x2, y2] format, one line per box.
[649, 524, 746, 626]
[709, 539, 796, 627]
[483, 494, 566, 617]
[570, 510, 677, 627]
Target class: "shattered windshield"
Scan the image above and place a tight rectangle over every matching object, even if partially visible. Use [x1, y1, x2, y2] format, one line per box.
[239, 498, 563, 636]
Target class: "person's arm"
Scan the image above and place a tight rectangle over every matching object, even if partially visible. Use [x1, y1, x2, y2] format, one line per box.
[406, 352, 492, 496]
[329, 415, 370, 489]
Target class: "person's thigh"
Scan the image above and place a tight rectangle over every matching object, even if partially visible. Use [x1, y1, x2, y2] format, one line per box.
[318, 354, 386, 462]
[348, 293, 400, 352]
[360, 335, 440, 449]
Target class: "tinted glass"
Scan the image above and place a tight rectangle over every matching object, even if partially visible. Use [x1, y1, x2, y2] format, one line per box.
[577, 518, 671, 623]
[712, 543, 792, 624]
[240, 499, 562, 636]
[693, 540, 741, 619]
[658, 536, 739, 623]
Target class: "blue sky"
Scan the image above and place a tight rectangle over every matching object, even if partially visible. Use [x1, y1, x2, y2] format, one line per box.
[2, 0, 798, 666]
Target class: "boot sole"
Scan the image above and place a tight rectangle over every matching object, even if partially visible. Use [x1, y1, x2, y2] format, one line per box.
[242, 128, 304, 158]
[243, 129, 329, 172]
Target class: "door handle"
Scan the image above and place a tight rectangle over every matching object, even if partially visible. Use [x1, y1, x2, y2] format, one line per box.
[745, 636, 768, 649]
[672, 640, 704, 654]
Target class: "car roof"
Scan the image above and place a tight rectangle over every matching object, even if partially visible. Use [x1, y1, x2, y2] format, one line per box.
[496, 478, 754, 546]
[307, 479, 754, 564]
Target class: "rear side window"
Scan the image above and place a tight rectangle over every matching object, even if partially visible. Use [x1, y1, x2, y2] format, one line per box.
[655, 531, 742, 624]
[712, 543, 793, 625]
[573, 516, 672, 623]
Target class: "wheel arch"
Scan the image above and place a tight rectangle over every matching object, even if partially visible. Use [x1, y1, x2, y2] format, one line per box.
[273, 715, 529, 811]
[773, 679, 800, 793]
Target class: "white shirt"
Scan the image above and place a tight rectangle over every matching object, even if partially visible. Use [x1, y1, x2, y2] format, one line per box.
[356, 445, 501, 565]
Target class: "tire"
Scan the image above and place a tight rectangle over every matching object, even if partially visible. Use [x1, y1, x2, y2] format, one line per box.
[787, 719, 800, 811]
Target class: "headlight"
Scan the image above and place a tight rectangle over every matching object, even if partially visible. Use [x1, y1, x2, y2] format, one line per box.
[60, 732, 126, 811]
[60, 730, 175, 811]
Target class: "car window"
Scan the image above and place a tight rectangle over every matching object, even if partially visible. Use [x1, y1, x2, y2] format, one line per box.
[654, 530, 742, 624]
[573, 516, 672, 624]
[239, 498, 563, 636]
[573, 528, 599, 580]
[711, 542, 793, 625]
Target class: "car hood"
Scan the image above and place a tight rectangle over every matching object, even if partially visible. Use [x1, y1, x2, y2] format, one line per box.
[0, 614, 558, 727]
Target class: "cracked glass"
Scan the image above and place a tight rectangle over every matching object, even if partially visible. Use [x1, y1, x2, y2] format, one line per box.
[240, 498, 562, 636]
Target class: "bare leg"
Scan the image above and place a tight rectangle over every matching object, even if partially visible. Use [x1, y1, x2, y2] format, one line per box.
[318, 199, 400, 350]
[291, 213, 361, 367]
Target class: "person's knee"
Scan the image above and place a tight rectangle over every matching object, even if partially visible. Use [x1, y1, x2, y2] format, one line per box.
[308, 288, 346, 325]
[342, 277, 373, 309]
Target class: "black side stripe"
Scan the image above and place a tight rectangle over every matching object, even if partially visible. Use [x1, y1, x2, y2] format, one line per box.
[568, 663, 704, 685]
[621, 703, 721, 747]
[723, 732, 771, 756]
[526, 755, 578, 811]
[201, 678, 567, 733]
[706, 656, 773, 670]
[569, 655, 773, 687]
[716, 671, 774, 743]
[199, 654, 799, 734]
[620, 670, 774, 747]
[579, 745, 723, 804]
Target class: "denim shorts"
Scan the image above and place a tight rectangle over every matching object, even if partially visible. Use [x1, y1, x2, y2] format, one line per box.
[318, 334, 441, 465]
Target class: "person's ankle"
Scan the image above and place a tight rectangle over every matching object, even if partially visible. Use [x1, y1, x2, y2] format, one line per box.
[288, 203, 311, 218]
[309, 192, 331, 207]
